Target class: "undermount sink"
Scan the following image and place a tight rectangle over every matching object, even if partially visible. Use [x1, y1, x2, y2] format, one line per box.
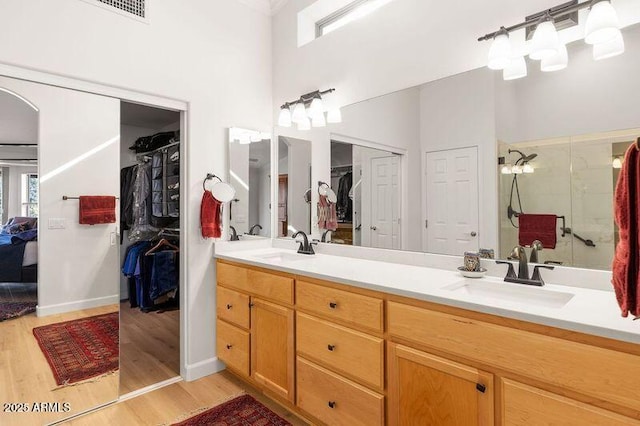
[442, 279, 575, 309]
[252, 251, 311, 263]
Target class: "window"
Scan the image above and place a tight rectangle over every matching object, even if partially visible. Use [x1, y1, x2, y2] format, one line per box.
[316, 0, 395, 37]
[21, 173, 38, 218]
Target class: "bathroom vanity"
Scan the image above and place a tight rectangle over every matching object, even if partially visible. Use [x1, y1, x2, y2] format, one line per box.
[214, 244, 640, 425]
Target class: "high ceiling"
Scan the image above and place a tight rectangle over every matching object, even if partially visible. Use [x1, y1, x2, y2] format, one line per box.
[236, 0, 289, 15]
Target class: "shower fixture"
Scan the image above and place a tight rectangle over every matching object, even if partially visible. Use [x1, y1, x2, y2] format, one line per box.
[504, 149, 538, 227]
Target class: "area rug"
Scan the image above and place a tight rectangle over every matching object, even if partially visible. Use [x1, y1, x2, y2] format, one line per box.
[0, 301, 37, 321]
[32, 312, 119, 386]
[172, 394, 292, 426]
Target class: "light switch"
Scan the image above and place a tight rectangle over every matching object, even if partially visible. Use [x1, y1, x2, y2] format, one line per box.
[48, 218, 66, 229]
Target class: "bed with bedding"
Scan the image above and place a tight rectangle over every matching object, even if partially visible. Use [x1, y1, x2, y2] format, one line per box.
[0, 217, 38, 283]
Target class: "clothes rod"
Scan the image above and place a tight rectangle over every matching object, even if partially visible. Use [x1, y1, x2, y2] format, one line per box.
[62, 196, 120, 200]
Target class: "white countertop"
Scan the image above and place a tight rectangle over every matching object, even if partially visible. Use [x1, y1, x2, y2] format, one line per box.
[214, 245, 640, 345]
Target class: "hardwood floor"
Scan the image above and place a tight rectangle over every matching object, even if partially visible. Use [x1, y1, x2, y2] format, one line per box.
[65, 371, 309, 425]
[119, 301, 180, 395]
[0, 304, 119, 426]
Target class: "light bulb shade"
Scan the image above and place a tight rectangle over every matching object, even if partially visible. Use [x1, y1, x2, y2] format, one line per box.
[503, 56, 527, 81]
[488, 31, 512, 70]
[327, 108, 342, 123]
[585, 0, 620, 45]
[291, 102, 307, 124]
[501, 165, 512, 175]
[593, 31, 625, 60]
[312, 113, 326, 128]
[297, 116, 311, 131]
[529, 20, 559, 60]
[541, 43, 568, 72]
[523, 164, 535, 174]
[278, 107, 292, 127]
[308, 97, 325, 119]
[511, 165, 523, 174]
[612, 157, 623, 169]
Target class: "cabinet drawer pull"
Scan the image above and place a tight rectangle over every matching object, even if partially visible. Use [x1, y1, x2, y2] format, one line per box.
[226, 304, 233, 310]
[249, 302, 254, 308]
[328, 401, 336, 409]
[476, 383, 486, 393]
[226, 344, 233, 350]
[329, 302, 338, 309]
[327, 344, 335, 351]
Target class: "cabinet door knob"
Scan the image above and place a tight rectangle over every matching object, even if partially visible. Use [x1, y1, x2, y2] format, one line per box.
[471, 231, 477, 237]
[476, 383, 486, 393]
[329, 302, 337, 309]
[328, 401, 336, 409]
[226, 304, 232, 310]
[370, 226, 377, 231]
[226, 344, 232, 350]
[327, 344, 335, 351]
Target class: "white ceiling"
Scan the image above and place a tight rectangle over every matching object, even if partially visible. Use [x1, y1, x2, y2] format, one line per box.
[235, 0, 289, 16]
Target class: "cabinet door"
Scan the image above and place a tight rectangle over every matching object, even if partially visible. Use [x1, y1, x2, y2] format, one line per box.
[388, 343, 494, 426]
[251, 298, 295, 402]
[501, 379, 640, 426]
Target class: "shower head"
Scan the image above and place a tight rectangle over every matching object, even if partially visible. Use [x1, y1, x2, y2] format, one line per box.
[523, 153, 538, 162]
[508, 149, 537, 164]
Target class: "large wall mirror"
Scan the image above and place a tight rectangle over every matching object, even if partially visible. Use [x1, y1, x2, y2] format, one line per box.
[277, 136, 311, 237]
[276, 22, 640, 272]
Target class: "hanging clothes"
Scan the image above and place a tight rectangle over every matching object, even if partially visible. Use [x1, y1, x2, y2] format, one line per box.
[317, 194, 338, 230]
[612, 141, 640, 318]
[337, 172, 353, 221]
[129, 162, 153, 241]
[201, 190, 222, 238]
[120, 165, 137, 244]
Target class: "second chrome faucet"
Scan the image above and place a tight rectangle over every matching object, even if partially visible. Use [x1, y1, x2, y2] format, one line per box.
[496, 245, 554, 286]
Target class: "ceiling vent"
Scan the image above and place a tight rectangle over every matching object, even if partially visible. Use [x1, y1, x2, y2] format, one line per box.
[81, 0, 147, 20]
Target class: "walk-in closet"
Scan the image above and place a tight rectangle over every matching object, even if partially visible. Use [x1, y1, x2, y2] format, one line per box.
[119, 102, 181, 395]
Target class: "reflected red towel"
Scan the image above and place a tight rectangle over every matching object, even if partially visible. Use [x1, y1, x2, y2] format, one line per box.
[79, 196, 116, 225]
[612, 143, 639, 318]
[201, 190, 222, 238]
[518, 214, 557, 249]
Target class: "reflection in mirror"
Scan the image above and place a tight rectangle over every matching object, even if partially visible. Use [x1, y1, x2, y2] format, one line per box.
[278, 136, 311, 237]
[329, 140, 402, 249]
[229, 128, 271, 239]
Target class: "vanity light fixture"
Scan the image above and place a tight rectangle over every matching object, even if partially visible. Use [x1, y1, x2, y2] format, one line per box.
[278, 88, 342, 129]
[478, 0, 625, 81]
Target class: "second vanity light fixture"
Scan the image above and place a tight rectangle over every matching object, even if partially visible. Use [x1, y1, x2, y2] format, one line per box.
[278, 88, 342, 130]
[479, 0, 625, 81]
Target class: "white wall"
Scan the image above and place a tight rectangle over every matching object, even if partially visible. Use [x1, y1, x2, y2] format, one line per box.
[0, 91, 37, 143]
[0, 0, 272, 380]
[0, 76, 121, 318]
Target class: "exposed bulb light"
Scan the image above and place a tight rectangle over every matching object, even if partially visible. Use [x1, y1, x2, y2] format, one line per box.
[312, 113, 326, 128]
[612, 156, 623, 169]
[503, 56, 527, 81]
[523, 164, 535, 174]
[278, 105, 292, 127]
[501, 165, 513, 175]
[529, 15, 559, 61]
[511, 165, 523, 174]
[585, 0, 620, 45]
[297, 116, 311, 131]
[291, 102, 307, 124]
[593, 31, 625, 60]
[541, 43, 568, 72]
[308, 97, 325, 119]
[488, 27, 512, 70]
[327, 108, 342, 123]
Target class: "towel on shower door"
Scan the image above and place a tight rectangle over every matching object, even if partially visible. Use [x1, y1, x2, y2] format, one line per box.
[79, 196, 117, 225]
[612, 141, 640, 318]
[518, 214, 557, 249]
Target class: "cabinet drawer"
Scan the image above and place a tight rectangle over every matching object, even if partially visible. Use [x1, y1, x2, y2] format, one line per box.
[217, 261, 293, 305]
[297, 357, 384, 426]
[216, 286, 250, 329]
[217, 319, 250, 377]
[388, 301, 640, 413]
[296, 280, 383, 332]
[501, 379, 640, 425]
[297, 313, 383, 390]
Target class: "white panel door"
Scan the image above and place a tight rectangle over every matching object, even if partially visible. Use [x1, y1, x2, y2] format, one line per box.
[425, 147, 479, 255]
[370, 155, 400, 249]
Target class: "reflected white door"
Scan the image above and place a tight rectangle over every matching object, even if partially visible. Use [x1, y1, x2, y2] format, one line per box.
[370, 155, 400, 249]
[425, 147, 479, 255]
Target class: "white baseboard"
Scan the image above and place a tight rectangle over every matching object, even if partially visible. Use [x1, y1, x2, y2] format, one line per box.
[185, 357, 226, 382]
[36, 294, 119, 317]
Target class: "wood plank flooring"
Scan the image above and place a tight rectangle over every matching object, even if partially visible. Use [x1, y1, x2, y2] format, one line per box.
[64, 370, 309, 425]
[0, 304, 119, 426]
[119, 301, 180, 395]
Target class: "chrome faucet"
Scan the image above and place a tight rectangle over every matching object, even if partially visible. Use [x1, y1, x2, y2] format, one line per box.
[530, 240, 543, 264]
[321, 229, 334, 243]
[229, 226, 240, 241]
[292, 231, 316, 255]
[509, 245, 529, 280]
[249, 224, 263, 235]
[495, 245, 555, 287]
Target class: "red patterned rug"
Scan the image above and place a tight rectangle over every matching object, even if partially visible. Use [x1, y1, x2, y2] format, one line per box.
[0, 301, 37, 321]
[172, 395, 292, 426]
[32, 312, 119, 386]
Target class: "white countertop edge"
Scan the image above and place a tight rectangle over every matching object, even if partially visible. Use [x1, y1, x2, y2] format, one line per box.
[214, 251, 640, 346]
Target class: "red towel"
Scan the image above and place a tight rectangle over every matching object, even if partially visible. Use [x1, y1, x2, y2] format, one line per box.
[317, 195, 337, 230]
[79, 196, 116, 225]
[201, 190, 222, 238]
[612, 142, 640, 318]
[518, 214, 557, 249]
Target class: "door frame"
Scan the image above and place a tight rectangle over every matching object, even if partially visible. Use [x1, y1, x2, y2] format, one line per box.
[422, 145, 480, 253]
[0, 62, 190, 386]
